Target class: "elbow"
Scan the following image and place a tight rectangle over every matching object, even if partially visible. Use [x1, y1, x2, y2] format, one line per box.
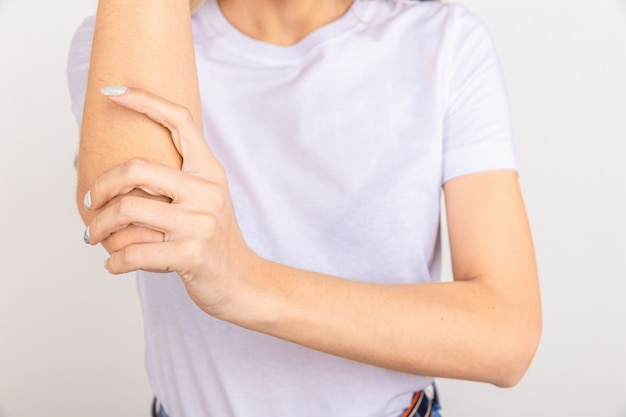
[491, 313, 542, 388]
[492, 349, 537, 388]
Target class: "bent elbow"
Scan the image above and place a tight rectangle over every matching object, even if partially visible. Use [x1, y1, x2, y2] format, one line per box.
[493, 354, 535, 388]
[493, 315, 542, 388]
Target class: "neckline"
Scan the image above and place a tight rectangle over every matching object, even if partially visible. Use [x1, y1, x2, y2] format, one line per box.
[199, 0, 374, 62]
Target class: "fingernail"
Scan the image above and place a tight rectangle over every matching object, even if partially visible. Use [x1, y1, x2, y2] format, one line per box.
[101, 85, 128, 97]
[83, 190, 92, 211]
[83, 226, 91, 245]
[104, 258, 109, 271]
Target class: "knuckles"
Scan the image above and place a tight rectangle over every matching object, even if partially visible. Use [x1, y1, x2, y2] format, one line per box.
[116, 195, 141, 221]
[179, 239, 205, 273]
[211, 164, 228, 186]
[91, 158, 151, 210]
[191, 178, 229, 212]
[118, 244, 141, 269]
[171, 104, 195, 127]
[123, 157, 152, 179]
[195, 213, 217, 239]
[207, 186, 227, 211]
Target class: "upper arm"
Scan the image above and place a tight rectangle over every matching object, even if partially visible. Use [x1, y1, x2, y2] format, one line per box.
[443, 170, 537, 288]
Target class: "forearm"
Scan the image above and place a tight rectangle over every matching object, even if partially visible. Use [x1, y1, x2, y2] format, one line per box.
[77, 0, 201, 239]
[232, 260, 539, 388]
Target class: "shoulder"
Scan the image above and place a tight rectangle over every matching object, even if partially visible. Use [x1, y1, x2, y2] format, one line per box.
[360, 1, 494, 49]
[444, 3, 498, 48]
[364, 1, 483, 25]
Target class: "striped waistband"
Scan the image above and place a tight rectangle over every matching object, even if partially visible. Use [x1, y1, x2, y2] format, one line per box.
[400, 384, 441, 417]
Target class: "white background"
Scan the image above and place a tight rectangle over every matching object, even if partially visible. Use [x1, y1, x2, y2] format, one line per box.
[0, 0, 625, 416]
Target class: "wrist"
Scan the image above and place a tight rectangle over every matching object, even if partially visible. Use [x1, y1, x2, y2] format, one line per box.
[220, 253, 284, 330]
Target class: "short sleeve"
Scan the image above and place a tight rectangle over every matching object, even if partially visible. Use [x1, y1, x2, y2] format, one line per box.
[442, 5, 518, 183]
[67, 16, 95, 127]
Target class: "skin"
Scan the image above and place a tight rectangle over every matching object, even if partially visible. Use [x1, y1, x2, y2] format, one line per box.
[78, 0, 542, 389]
[219, 0, 354, 45]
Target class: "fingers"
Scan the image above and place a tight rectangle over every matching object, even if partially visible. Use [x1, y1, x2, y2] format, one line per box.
[86, 196, 169, 245]
[105, 241, 186, 276]
[101, 86, 220, 178]
[85, 157, 199, 212]
[101, 224, 165, 254]
[86, 195, 216, 246]
[83, 159, 227, 211]
[105, 239, 204, 281]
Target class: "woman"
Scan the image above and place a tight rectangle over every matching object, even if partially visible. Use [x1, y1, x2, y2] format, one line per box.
[68, 0, 542, 416]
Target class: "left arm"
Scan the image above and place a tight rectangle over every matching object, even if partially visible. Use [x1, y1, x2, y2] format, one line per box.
[233, 170, 541, 388]
[86, 89, 541, 388]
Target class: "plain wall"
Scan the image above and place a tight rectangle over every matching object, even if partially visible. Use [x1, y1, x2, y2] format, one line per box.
[0, 0, 624, 416]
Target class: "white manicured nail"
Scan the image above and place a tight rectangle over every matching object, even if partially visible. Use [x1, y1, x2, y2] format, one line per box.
[83, 190, 92, 211]
[101, 85, 128, 96]
[83, 226, 91, 245]
[104, 258, 109, 271]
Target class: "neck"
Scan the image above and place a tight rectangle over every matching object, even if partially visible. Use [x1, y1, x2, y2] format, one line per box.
[218, 0, 354, 46]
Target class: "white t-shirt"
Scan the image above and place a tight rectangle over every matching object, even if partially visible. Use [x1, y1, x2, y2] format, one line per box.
[68, 1, 518, 416]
